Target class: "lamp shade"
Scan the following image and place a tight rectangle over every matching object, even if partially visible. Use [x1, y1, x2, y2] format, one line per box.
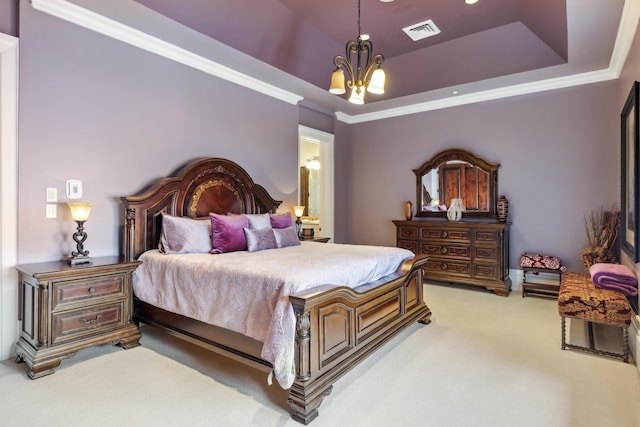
[367, 67, 386, 94]
[329, 69, 346, 95]
[67, 202, 92, 222]
[293, 205, 305, 218]
[348, 86, 365, 104]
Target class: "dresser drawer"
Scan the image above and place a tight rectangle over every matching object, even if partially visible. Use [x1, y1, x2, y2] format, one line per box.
[473, 246, 498, 261]
[421, 227, 471, 242]
[398, 240, 418, 253]
[423, 258, 471, 278]
[52, 274, 126, 310]
[421, 243, 470, 259]
[397, 226, 418, 240]
[474, 229, 499, 243]
[472, 263, 499, 281]
[51, 301, 125, 345]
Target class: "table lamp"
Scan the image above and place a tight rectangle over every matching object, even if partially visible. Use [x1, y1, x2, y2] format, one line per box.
[67, 202, 93, 265]
[293, 205, 305, 239]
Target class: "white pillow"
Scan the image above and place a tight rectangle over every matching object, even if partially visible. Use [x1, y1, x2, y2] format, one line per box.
[246, 213, 272, 229]
[159, 213, 212, 254]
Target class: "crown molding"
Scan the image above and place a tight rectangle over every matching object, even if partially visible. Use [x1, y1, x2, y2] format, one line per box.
[337, 69, 619, 124]
[30, 0, 640, 123]
[337, 0, 640, 124]
[30, 0, 303, 105]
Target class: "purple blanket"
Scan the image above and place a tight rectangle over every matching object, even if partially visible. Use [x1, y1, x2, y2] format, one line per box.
[589, 263, 638, 296]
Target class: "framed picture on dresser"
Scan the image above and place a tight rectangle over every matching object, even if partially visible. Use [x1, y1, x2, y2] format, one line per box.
[621, 81, 640, 262]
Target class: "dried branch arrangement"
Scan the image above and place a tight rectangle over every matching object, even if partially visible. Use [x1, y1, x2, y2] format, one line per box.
[580, 208, 620, 270]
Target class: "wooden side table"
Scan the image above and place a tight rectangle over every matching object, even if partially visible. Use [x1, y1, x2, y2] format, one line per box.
[521, 267, 563, 298]
[15, 256, 141, 379]
[301, 236, 330, 243]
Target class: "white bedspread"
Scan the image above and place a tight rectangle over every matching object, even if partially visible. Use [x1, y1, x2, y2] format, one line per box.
[132, 242, 413, 389]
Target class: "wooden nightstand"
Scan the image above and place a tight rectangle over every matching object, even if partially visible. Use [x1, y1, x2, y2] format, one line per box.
[15, 256, 141, 379]
[301, 236, 330, 243]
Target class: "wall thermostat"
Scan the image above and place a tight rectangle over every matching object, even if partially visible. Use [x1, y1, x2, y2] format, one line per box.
[66, 179, 83, 199]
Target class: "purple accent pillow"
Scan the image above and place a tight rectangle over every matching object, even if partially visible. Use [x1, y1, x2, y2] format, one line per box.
[210, 213, 249, 253]
[244, 227, 277, 252]
[270, 212, 293, 229]
[247, 213, 272, 229]
[273, 227, 301, 248]
[159, 213, 212, 254]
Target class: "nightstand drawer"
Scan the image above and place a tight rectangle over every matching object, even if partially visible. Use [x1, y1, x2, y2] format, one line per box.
[53, 274, 126, 310]
[51, 301, 125, 345]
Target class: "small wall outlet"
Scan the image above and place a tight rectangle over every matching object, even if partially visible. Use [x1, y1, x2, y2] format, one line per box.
[46, 188, 57, 203]
[46, 204, 57, 219]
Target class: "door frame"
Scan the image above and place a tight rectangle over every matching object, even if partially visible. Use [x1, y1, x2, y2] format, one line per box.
[298, 125, 334, 241]
[0, 33, 19, 361]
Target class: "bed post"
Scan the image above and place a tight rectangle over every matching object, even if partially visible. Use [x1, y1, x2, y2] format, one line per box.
[288, 309, 332, 425]
[124, 208, 136, 262]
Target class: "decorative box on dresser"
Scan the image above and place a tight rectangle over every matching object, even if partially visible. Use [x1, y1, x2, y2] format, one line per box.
[393, 220, 511, 296]
[15, 256, 141, 379]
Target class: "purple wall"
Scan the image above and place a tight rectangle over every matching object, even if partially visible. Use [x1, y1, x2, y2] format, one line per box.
[348, 83, 618, 272]
[0, 0, 18, 36]
[13, 0, 626, 276]
[17, 3, 302, 263]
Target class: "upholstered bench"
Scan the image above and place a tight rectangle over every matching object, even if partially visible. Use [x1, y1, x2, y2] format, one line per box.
[557, 272, 631, 362]
[520, 253, 567, 298]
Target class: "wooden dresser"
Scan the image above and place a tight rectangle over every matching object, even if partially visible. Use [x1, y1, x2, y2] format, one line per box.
[393, 220, 511, 296]
[15, 256, 141, 378]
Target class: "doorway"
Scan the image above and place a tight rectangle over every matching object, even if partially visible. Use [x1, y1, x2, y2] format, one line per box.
[298, 125, 334, 241]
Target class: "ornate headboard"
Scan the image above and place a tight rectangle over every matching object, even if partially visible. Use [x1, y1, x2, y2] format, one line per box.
[121, 158, 282, 261]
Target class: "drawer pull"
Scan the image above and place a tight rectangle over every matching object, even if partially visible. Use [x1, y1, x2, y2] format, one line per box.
[442, 231, 448, 238]
[441, 246, 448, 255]
[79, 314, 103, 325]
[88, 287, 96, 294]
[441, 263, 448, 270]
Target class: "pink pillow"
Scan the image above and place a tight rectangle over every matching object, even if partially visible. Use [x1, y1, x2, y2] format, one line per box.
[210, 213, 249, 253]
[270, 212, 293, 229]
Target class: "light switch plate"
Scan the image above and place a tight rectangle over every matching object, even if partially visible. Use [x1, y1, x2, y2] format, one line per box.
[46, 188, 57, 203]
[46, 204, 57, 218]
[66, 179, 82, 199]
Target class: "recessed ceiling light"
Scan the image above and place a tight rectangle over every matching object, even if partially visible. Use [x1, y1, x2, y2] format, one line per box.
[452, 90, 459, 95]
[380, 0, 394, 2]
[465, 0, 479, 4]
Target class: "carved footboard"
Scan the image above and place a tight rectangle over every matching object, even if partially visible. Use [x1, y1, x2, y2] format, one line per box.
[287, 255, 431, 424]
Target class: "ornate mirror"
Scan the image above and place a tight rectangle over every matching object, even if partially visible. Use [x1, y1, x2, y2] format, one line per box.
[414, 149, 500, 219]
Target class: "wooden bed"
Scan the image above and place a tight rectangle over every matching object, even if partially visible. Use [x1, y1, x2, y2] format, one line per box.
[121, 157, 431, 424]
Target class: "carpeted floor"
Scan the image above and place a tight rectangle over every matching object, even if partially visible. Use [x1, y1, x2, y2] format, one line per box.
[1, 282, 639, 426]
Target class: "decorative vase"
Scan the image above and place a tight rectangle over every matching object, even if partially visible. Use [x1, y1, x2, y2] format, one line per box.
[404, 201, 413, 221]
[497, 195, 509, 222]
[447, 198, 464, 221]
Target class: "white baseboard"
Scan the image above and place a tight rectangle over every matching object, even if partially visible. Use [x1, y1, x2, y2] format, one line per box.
[631, 315, 640, 375]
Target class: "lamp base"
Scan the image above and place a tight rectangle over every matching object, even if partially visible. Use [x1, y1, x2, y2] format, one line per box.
[68, 256, 92, 266]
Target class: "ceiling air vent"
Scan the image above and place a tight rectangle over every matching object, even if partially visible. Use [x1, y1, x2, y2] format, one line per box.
[402, 19, 441, 41]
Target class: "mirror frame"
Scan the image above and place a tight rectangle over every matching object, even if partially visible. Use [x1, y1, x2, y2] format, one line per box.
[413, 148, 500, 219]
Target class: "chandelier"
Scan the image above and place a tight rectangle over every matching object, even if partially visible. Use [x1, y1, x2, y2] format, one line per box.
[329, 0, 386, 104]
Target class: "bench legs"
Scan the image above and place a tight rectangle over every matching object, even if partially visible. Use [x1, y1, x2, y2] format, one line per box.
[561, 317, 629, 363]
